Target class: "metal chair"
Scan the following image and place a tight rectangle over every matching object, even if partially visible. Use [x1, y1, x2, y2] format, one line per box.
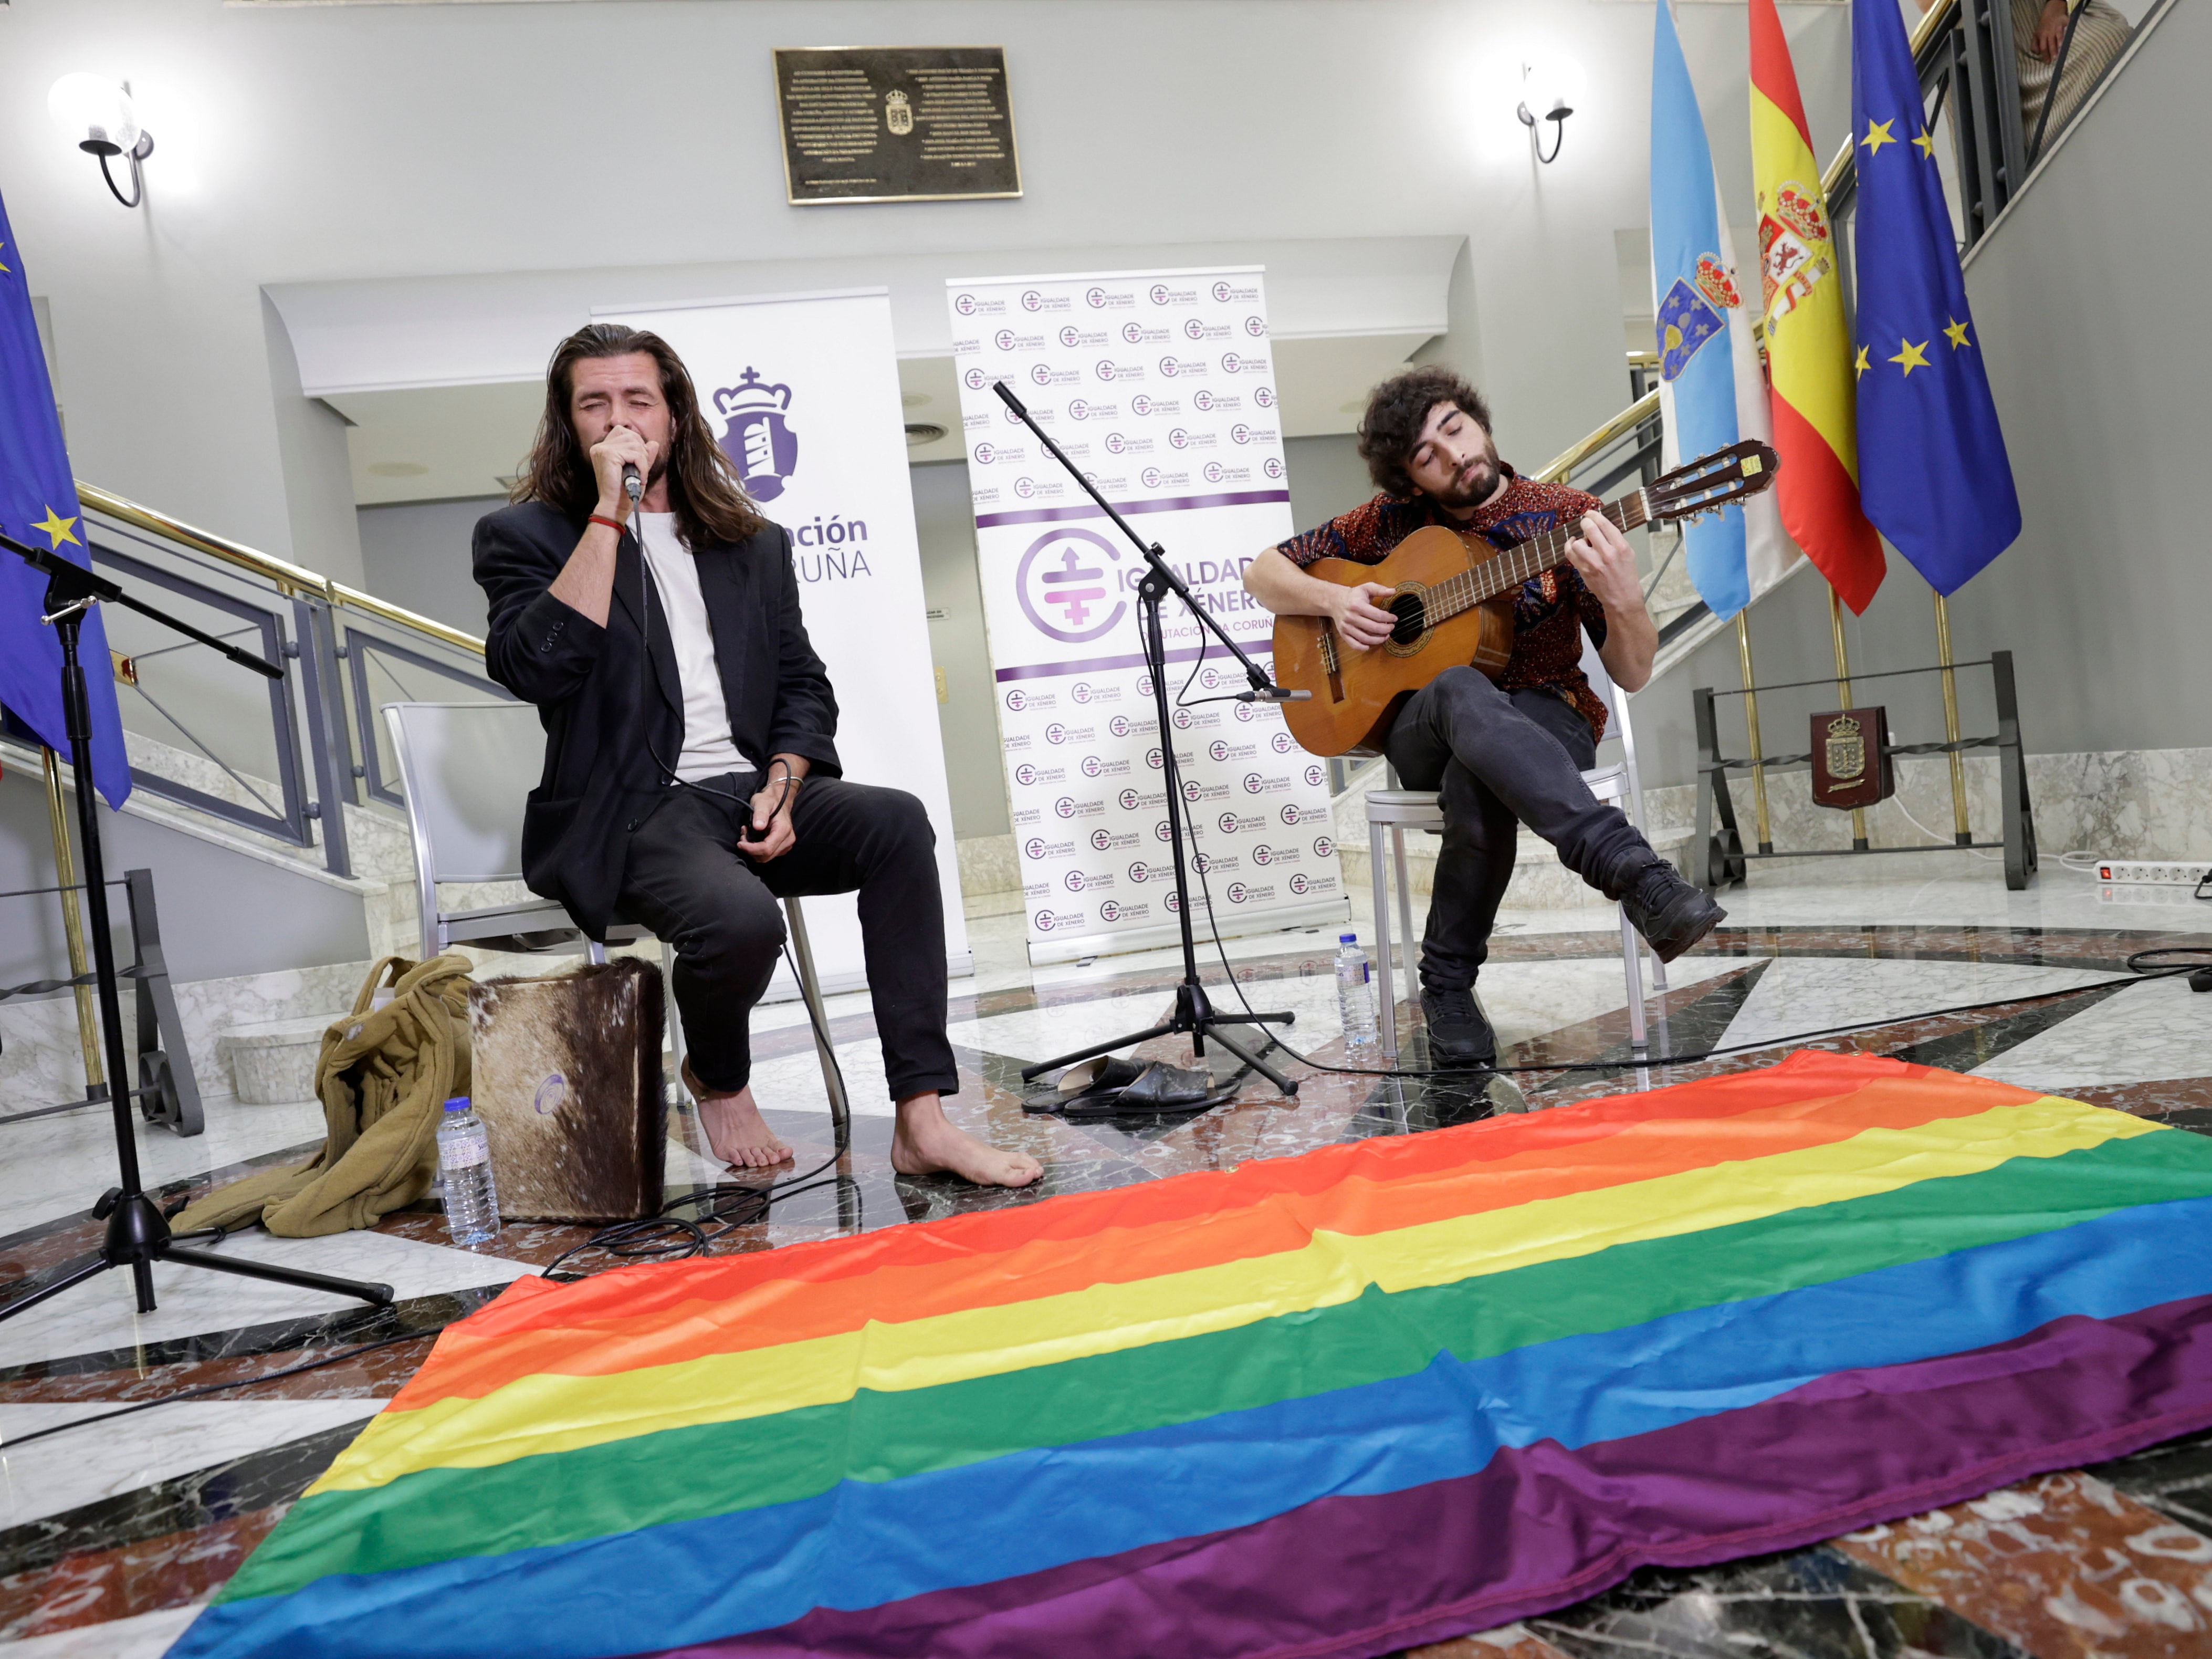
[381, 701, 848, 1132]
[1366, 646, 1669, 1060]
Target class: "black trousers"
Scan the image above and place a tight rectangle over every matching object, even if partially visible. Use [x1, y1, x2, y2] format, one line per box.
[613, 774, 958, 1102]
[1384, 667, 1660, 992]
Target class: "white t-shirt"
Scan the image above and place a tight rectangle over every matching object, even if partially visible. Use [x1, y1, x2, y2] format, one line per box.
[633, 512, 756, 781]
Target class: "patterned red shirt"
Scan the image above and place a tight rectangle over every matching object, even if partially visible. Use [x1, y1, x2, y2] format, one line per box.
[1272, 465, 1613, 740]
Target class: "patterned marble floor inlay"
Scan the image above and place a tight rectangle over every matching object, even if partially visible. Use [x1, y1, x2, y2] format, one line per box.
[2, 857, 2209, 1656]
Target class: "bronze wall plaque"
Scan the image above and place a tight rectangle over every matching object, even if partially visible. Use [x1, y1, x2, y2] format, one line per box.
[774, 46, 1021, 205]
[1809, 707, 1895, 810]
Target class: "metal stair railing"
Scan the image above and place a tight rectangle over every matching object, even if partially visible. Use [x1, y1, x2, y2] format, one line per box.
[70, 482, 510, 881]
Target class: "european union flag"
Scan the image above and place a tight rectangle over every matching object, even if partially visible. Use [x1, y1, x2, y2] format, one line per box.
[1850, 0, 2021, 594]
[0, 189, 130, 807]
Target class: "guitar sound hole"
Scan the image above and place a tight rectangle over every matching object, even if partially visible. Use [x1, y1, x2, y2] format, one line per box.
[1388, 593, 1427, 645]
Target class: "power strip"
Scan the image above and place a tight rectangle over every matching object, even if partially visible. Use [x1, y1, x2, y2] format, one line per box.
[2093, 859, 2212, 886]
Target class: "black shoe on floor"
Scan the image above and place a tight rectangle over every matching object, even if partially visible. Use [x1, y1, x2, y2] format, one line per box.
[1419, 986, 1497, 1068]
[1621, 861, 1728, 963]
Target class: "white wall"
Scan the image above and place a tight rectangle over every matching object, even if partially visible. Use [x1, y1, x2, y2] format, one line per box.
[357, 493, 506, 633]
[3, 0, 1850, 582]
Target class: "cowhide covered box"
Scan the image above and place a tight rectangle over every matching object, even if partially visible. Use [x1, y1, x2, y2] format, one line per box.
[467, 958, 667, 1223]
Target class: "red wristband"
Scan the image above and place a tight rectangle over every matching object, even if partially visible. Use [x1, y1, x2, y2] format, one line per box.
[588, 513, 624, 535]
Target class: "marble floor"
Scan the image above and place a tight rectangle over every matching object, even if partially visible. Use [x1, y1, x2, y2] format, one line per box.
[3, 850, 2210, 1657]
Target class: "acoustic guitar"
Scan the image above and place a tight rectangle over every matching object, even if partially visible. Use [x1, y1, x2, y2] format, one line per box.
[1271, 440, 1779, 757]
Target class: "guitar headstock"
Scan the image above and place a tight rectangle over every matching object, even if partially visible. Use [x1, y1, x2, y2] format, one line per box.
[1645, 440, 1780, 526]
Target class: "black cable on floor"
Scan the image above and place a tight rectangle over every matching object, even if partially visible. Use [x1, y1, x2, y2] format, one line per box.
[543, 939, 856, 1280]
[0, 1327, 448, 1451]
[1185, 806, 2210, 1078]
[16, 941, 868, 1438]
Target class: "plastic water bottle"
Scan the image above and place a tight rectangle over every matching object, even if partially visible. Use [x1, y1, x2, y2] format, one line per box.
[435, 1097, 500, 1245]
[1335, 933, 1378, 1047]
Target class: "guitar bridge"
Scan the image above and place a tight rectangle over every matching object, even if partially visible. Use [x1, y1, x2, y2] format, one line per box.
[1318, 619, 1345, 703]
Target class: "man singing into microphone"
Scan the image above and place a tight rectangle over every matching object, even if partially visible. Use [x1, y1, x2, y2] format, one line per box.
[475, 323, 1041, 1186]
[1243, 367, 1724, 1065]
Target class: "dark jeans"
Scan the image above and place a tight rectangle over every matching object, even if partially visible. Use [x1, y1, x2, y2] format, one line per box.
[1385, 667, 1659, 992]
[613, 774, 958, 1102]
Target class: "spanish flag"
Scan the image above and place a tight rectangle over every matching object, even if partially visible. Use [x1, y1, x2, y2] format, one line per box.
[1749, 0, 1885, 613]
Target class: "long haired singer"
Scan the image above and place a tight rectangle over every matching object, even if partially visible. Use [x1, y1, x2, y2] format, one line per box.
[1244, 367, 1727, 1066]
[474, 323, 1042, 1187]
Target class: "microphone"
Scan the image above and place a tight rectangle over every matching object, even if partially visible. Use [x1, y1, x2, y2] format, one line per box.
[622, 462, 643, 504]
[991, 381, 1029, 418]
[1235, 687, 1313, 702]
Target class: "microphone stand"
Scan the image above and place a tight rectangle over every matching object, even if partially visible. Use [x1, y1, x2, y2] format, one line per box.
[992, 382, 1305, 1098]
[0, 529, 393, 1325]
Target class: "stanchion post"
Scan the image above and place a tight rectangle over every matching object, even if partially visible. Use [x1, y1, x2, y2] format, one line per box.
[1932, 590, 1972, 844]
[1733, 613, 1774, 854]
[1827, 588, 1870, 851]
[40, 746, 107, 1101]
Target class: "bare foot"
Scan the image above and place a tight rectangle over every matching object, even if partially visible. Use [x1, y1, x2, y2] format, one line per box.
[683, 1061, 794, 1170]
[890, 1093, 1043, 1188]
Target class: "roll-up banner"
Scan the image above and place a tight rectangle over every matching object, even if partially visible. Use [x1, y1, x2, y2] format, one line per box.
[946, 267, 1347, 965]
[596, 288, 970, 994]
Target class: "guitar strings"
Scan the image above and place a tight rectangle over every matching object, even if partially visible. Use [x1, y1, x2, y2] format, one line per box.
[1416, 493, 1648, 632]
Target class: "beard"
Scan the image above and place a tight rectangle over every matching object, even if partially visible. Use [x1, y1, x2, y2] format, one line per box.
[1420, 431, 1501, 511]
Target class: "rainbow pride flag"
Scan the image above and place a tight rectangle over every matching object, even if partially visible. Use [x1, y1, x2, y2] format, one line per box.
[171, 1053, 2212, 1659]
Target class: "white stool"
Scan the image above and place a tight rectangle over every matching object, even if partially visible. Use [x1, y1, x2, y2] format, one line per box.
[1366, 760, 1668, 1060]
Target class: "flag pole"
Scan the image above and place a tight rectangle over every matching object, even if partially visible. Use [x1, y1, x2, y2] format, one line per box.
[1734, 613, 1774, 853]
[1932, 589, 1972, 844]
[40, 745, 107, 1101]
[1827, 587, 1870, 850]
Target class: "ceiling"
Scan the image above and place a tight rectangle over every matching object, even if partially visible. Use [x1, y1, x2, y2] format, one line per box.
[271, 237, 1461, 507]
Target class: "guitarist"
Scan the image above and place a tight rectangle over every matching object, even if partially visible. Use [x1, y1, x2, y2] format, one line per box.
[1242, 367, 1724, 1065]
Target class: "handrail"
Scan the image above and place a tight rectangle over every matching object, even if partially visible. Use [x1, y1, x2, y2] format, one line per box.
[76, 479, 488, 655]
[1533, 390, 1658, 486]
[331, 577, 485, 656]
[1821, 0, 1959, 199]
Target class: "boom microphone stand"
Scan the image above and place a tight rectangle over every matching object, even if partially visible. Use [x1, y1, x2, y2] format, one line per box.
[0, 530, 392, 1324]
[992, 382, 1307, 1098]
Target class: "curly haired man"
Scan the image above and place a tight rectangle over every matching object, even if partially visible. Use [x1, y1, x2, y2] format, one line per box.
[1243, 368, 1725, 1065]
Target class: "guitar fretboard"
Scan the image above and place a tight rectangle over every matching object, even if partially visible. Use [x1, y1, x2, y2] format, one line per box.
[1415, 491, 1651, 628]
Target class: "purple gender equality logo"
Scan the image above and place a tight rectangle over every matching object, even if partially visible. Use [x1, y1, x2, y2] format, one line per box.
[713, 368, 799, 503]
[1015, 527, 1125, 644]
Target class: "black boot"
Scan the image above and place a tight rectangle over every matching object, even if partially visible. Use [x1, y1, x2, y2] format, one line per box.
[1420, 985, 1496, 1067]
[1620, 860, 1727, 963]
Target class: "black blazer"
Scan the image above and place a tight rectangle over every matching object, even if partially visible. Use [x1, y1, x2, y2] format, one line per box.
[473, 500, 841, 939]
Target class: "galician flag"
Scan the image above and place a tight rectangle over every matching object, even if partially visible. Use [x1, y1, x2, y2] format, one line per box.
[1851, 0, 2021, 594]
[1650, 0, 1791, 621]
[1749, 0, 1886, 614]
[0, 189, 130, 807]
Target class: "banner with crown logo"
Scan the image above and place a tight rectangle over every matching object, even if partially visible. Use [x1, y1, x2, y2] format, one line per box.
[594, 289, 969, 999]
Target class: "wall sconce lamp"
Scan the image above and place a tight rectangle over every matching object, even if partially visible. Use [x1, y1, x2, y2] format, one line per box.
[1517, 56, 1585, 165]
[48, 75, 156, 208]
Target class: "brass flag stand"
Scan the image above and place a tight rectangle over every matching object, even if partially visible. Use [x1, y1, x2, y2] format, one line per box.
[1933, 590, 1974, 844]
[1734, 614, 1774, 855]
[40, 746, 107, 1103]
[1826, 588, 1872, 851]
